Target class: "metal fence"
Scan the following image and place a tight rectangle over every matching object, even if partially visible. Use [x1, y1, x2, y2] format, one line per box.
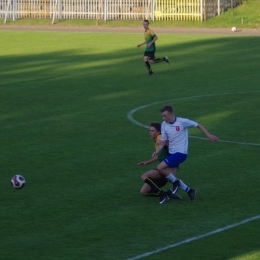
[0, 0, 242, 22]
[55, 0, 155, 20]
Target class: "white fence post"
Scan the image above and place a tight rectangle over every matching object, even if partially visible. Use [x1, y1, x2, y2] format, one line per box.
[4, 0, 11, 23]
[200, 0, 203, 21]
[152, 0, 154, 21]
[58, 0, 62, 19]
[104, 0, 107, 21]
[12, 0, 16, 20]
[218, 0, 220, 15]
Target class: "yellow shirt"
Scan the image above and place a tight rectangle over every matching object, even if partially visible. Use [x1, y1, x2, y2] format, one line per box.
[144, 28, 156, 52]
[155, 135, 169, 162]
[155, 135, 162, 151]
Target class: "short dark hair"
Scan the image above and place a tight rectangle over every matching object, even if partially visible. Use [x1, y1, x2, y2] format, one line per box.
[150, 122, 161, 133]
[143, 19, 149, 24]
[160, 106, 173, 113]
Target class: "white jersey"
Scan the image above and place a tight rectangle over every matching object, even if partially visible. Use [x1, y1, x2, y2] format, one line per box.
[161, 117, 198, 154]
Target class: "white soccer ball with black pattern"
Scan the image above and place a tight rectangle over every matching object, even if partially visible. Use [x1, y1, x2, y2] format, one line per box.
[231, 27, 237, 32]
[11, 175, 26, 189]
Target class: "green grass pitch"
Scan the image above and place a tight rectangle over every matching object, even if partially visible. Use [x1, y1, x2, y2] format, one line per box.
[0, 30, 260, 260]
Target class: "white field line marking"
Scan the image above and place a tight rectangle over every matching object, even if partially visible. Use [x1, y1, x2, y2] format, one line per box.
[127, 91, 260, 260]
[127, 214, 260, 260]
[127, 92, 260, 260]
[127, 91, 260, 147]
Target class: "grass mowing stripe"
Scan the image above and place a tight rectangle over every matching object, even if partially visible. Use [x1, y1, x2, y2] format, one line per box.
[127, 214, 260, 260]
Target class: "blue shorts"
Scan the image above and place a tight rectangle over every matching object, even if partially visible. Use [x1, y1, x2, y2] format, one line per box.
[163, 153, 187, 168]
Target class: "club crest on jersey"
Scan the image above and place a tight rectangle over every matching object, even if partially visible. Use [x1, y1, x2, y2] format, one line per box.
[176, 126, 180, 131]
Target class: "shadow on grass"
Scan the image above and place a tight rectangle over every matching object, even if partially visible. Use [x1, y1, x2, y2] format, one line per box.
[0, 32, 260, 260]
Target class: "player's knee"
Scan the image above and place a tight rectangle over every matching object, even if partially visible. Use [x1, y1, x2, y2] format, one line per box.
[157, 163, 166, 172]
[155, 166, 162, 173]
[140, 189, 146, 196]
[141, 174, 147, 181]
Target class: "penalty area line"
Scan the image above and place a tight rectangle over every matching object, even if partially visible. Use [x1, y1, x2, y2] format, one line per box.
[126, 214, 260, 260]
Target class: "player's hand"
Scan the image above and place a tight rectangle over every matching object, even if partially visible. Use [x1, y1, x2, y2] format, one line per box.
[147, 43, 152, 48]
[138, 161, 148, 166]
[208, 135, 219, 142]
[137, 44, 141, 48]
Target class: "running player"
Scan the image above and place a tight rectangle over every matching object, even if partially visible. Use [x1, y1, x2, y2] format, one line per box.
[153, 106, 219, 203]
[137, 20, 170, 75]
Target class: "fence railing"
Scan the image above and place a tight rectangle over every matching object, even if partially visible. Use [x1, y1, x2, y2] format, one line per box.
[0, 0, 242, 22]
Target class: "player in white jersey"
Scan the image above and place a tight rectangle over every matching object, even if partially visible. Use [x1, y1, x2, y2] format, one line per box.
[153, 105, 219, 204]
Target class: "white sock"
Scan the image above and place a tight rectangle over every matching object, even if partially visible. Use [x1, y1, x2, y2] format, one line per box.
[179, 179, 190, 192]
[166, 173, 177, 183]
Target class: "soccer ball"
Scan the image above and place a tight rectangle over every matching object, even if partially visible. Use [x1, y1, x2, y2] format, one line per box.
[11, 175, 26, 189]
[231, 27, 237, 32]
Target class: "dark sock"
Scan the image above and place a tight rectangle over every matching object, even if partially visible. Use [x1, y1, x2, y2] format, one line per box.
[144, 178, 161, 196]
[154, 58, 164, 63]
[146, 192, 160, 197]
[145, 61, 153, 72]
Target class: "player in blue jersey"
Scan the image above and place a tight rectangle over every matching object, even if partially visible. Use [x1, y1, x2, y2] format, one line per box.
[153, 106, 219, 204]
[137, 20, 170, 75]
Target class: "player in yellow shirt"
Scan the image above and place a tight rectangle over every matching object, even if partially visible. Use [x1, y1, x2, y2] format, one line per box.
[138, 122, 182, 204]
[137, 20, 170, 75]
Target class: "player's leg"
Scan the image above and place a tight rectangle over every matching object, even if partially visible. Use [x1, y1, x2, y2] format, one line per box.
[159, 166, 180, 194]
[156, 153, 188, 194]
[157, 153, 187, 177]
[167, 176, 196, 200]
[143, 55, 153, 75]
[140, 183, 152, 196]
[141, 177, 169, 204]
[140, 169, 183, 203]
[143, 52, 154, 75]
[156, 161, 177, 180]
[145, 178, 169, 204]
[157, 156, 196, 201]
[141, 169, 161, 181]
[140, 169, 168, 203]
[154, 56, 170, 65]
[150, 174, 182, 200]
[141, 169, 162, 197]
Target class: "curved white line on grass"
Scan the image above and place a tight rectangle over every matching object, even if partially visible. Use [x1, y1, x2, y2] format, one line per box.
[127, 214, 260, 260]
[127, 91, 260, 147]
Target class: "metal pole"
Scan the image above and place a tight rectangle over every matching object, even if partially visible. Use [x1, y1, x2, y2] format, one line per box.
[218, 0, 220, 15]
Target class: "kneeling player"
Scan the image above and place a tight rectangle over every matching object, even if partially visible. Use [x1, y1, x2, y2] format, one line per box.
[138, 122, 182, 204]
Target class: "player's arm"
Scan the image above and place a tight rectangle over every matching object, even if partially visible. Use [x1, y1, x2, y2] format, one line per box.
[147, 35, 158, 48]
[152, 141, 166, 158]
[153, 123, 167, 157]
[138, 154, 159, 166]
[137, 41, 147, 48]
[197, 124, 219, 142]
